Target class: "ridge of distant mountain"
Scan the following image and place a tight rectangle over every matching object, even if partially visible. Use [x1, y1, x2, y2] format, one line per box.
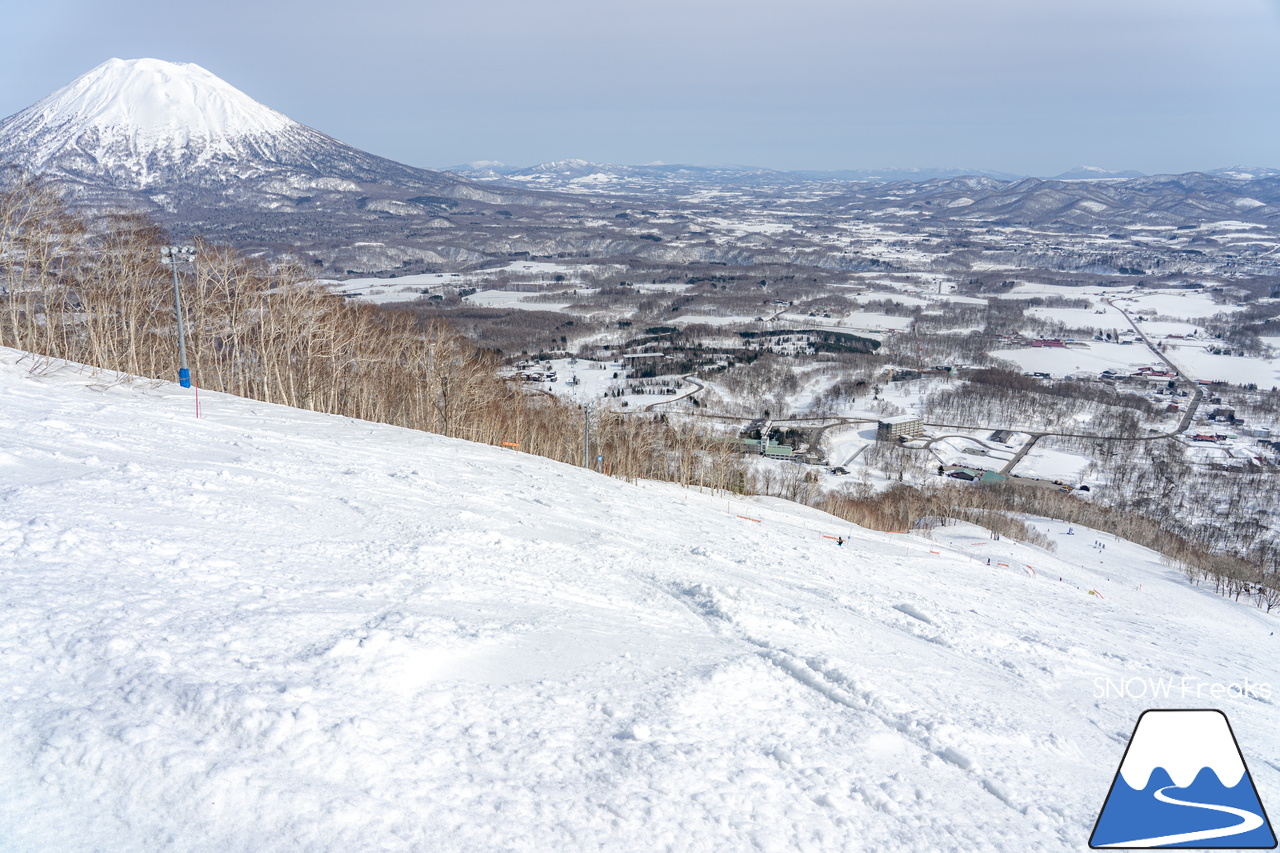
[447, 160, 1028, 190]
[1206, 165, 1280, 181]
[794, 166, 1027, 183]
[826, 170, 1280, 227]
[1047, 165, 1147, 181]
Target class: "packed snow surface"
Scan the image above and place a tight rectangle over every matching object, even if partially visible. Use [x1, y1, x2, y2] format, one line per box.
[1, 347, 1277, 852]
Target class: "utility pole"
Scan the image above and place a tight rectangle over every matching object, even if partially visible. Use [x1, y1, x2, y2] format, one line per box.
[160, 245, 196, 388]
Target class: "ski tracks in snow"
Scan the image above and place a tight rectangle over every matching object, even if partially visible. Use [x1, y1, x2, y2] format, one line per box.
[659, 575, 1078, 850]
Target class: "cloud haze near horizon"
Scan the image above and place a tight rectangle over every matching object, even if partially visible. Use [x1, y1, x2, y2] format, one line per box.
[3, 0, 1277, 176]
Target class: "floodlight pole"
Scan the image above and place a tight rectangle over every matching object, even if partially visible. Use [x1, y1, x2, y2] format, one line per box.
[161, 245, 196, 388]
[583, 403, 592, 468]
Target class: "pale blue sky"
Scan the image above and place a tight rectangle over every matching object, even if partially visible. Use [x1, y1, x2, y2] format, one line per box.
[4, 0, 1278, 175]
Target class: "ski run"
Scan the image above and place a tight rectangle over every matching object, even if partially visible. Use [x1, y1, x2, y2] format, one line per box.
[1, 347, 1277, 852]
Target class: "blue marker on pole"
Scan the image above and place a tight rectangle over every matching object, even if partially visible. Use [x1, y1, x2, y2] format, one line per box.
[162, 245, 195, 388]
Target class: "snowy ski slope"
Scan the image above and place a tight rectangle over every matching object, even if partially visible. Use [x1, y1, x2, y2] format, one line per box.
[1, 347, 1276, 852]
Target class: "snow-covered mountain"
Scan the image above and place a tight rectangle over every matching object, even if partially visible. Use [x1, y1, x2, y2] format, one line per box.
[1207, 165, 1280, 181]
[0, 58, 505, 199]
[3, 346, 1278, 851]
[450, 158, 817, 195]
[827, 171, 1280, 227]
[0, 59, 573, 272]
[450, 160, 1027, 193]
[1048, 165, 1147, 181]
[0, 58, 296, 187]
[795, 166, 1027, 182]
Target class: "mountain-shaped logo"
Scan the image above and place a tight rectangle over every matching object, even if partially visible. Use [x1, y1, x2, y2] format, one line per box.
[1090, 709, 1276, 848]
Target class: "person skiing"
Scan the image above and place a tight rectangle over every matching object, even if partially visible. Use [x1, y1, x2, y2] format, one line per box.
[836, 537, 844, 547]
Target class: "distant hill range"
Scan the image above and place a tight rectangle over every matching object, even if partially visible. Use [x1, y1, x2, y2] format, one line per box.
[447, 160, 1027, 191]
[1048, 166, 1147, 181]
[453, 160, 1280, 227]
[821, 171, 1280, 228]
[2, 59, 1278, 273]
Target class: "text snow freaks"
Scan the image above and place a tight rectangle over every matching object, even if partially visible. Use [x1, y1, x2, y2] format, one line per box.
[1093, 676, 1272, 701]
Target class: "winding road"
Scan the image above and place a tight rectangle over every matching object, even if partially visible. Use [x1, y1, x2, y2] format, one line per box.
[923, 301, 1206, 477]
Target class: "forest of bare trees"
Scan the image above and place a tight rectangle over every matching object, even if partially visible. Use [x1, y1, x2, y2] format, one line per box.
[921, 368, 1167, 434]
[0, 171, 745, 492]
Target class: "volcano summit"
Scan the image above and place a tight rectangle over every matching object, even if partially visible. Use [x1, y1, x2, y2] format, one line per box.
[0, 57, 491, 195]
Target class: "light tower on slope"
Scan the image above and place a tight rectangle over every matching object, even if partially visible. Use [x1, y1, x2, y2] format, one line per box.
[160, 245, 196, 388]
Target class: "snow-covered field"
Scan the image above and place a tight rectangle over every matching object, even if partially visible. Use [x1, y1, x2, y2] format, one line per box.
[1026, 307, 1116, 330]
[670, 313, 756, 327]
[991, 343, 1160, 377]
[1165, 346, 1280, 388]
[328, 262, 605, 306]
[779, 311, 911, 333]
[465, 289, 573, 311]
[1014, 443, 1094, 483]
[993, 284, 1134, 299]
[927, 433, 1016, 469]
[1137, 320, 1204, 338]
[321, 277, 442, 305]
[522, 358, 620, 402]
[1118, 292, 1246, 320]
[2, 347, 1278, 852]
[821, 423, 879, 468]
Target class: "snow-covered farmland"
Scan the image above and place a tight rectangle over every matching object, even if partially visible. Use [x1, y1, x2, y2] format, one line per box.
[328, 262, 608, 306]
[669, 313, 756, 327]
[1118, 292, 1247, 319]
[1136, 320, 1205, 338]
[1165, 346, 1280, 388]
[465, 289, 573, 312]
[990, 343, 1161, 377]
[779, 311, 912, 333]
[1025, 307, 1117, 330]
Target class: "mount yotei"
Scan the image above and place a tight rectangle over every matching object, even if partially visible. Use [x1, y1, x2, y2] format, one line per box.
[0, 58, 498, 199]
[0, 58, 570, 270]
